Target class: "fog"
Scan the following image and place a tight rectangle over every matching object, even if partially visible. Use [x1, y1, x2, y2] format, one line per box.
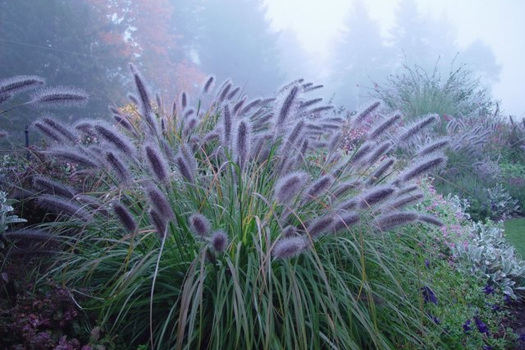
[1, 0, 524, 143]
[267, 0, 525, 118]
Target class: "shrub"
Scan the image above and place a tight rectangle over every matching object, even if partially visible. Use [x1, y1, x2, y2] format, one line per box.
[372, 60, 495, 123]
[18, 69, 451, 349]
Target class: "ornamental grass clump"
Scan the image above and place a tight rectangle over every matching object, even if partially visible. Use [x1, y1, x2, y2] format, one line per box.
[27, 67, 448, 349]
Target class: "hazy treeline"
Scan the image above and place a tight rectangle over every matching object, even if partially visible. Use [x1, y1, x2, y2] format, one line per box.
[0, 0, 500, 144]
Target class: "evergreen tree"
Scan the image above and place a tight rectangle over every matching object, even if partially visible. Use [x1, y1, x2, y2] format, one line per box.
[331, 0, 392, 108]
[390, 0, 458, 71]
[0, 0, 127, 118]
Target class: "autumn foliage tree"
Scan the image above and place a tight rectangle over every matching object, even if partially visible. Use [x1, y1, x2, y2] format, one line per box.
[78, 0, 204, 101]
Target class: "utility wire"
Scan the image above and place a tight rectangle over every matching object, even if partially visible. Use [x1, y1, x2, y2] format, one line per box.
[0, 38, 125, 61]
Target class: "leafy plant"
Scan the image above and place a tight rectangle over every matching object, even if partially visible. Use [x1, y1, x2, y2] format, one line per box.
[0, 191, 26, 234]
[452, 220, 525, 299]
[486, 183, 521, 220]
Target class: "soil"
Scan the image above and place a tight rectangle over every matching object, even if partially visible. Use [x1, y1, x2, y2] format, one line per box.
[503, 299, 525, 349]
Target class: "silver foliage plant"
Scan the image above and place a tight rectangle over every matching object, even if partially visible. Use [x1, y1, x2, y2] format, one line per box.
[31, 66, 446, 260]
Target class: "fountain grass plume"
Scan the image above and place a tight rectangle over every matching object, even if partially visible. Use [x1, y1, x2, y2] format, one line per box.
[106, 151, 131, 184]
[303, 84, 323, 92]
[285, 120, 306, 149]
[397, 185, 419, 196]
[38, 194, 91, 222]
[274, 171, 310, 204]
[176, 155, 194, 183]
[94, 123, 135, 156]
[227, 86, 241, 100]
[307, 215, 334, 238]
[33, 121, 67, 143]
[399, 114, 437, 142]
[130, 64, 152, 116]
[350, 141, 374, 164]
[222, 105, 233, 145]
[417, 138, 450, 157]
[145, 184, 174, 220]
[156, 93, 162, 112]
[41, 116, 78, 144]
[149, 208, 167, 238]
[129, 65, 159, 135]
[76, 195, 109, 216]
[179, 142, 197, 176]
[183, 108, 195, 119]
[397, 155, 445, 183]
[304, 175, 334, 202]
[233, 97, 246, 115]
[202, 75, 215, 94]
[332, 180, 361, 199]
[33, 175, 76, 198]
[353, 100, 381, 124]
[272, 236, 308, 259]
[181, 92, 188, 110]
[299, 98, 323, 109]
[277, 85, 299, 126]
[383, 192, 424, 210]
[113, 202, 137, 233]
[366, 141, 391, 166]
[209, 230, 228, 252]
[112, 112, 131, 129]
[189, 213, 211, 238]
[368, 112, 401, 140]
[331, 212, 360, 234]
[239, 98, 261, 115]
[308, 106, 334, 115]
[359, 185, 395, 209]
[367, 158, 395, 185]
[46, 147, 101, 169]
[0, 75, 45, 95]
[337, 198, 358, 211]
[375, 211, 418, 231]
[234, 120, 250, 169]
[31, 86, 88, 109]
[218, 82, 232, 103]
[417, 214, 444, 227]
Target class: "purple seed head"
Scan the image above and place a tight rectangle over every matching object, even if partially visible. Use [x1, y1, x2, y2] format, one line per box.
[272, 236, 308, 259]
[274, 171, 310, 204]
[375, 211, 418, 231]
[31, 86, 88, 109]
[0, 75, 45, 95]
[202, 75, 215, 94]
[189, 213, 211, 238]
[113, 202, 137, 233]
[210, 230, 229, 252]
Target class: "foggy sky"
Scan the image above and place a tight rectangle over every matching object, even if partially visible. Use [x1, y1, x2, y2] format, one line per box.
[265, 0, 525, 119]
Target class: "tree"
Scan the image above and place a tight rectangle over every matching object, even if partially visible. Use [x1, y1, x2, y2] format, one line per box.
[0, 0, 127, 143]
[196, 0, 285, 95]
[458, 39, 501, 86]
[389, 0, 458, 72]
[331, 0, 392, 107]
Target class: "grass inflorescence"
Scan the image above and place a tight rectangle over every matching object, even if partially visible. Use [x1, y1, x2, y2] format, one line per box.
[23, 67, 452, 349]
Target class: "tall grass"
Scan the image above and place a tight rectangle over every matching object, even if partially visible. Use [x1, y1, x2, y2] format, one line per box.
[24, 69, 448, 349]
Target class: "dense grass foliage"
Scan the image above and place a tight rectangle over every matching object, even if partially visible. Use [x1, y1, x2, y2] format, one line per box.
[1, 64, 524, 349]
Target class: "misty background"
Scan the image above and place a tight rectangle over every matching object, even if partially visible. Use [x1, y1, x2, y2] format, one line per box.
[0, 0, 522, 146]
